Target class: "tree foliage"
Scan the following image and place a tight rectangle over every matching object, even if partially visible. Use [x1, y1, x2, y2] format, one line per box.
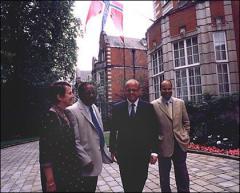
[1, 1, 81, 140]
[1, 1, 80, 85]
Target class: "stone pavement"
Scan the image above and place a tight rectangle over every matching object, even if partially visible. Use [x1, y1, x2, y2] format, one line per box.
[1, 141, 239, 192]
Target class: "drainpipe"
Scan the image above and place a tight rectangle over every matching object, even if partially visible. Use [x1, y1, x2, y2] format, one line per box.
[132, 49, 135, 79]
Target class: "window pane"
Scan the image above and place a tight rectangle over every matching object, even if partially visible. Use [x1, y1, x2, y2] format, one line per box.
[216, 51, 221, 61]
[180, 49, 184, 57]
[186, 39, 191, 47]
[179, 41, 184, 48]
[175, 59, 179, 67]
[224, 74, 228, 82]
[187, 47, 192, 55]
[222, 64, 227, 72]
[225, 84, 229, 92]
[174, 43, 178, 50]
[188, 56, 193, 64]
[222, 51, 226, 60]
[180, 58, 185, 66]
[193, 46, 198, 54]
[193, 55, 199, 63]
[174, 50, 179, 58]
[192, 37, 198, 45]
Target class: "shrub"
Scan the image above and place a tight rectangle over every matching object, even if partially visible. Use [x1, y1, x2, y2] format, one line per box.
[186, 93, 239, 149]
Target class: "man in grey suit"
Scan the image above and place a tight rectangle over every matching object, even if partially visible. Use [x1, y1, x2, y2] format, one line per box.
[151, 80, 190, 192]
[65, 82, 112, 192]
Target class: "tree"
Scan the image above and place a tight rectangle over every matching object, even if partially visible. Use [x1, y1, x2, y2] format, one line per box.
[1, 1, 80, 85]
[1, 1, 81, 140]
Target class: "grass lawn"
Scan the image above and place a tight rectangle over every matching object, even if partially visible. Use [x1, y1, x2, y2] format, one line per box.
[104, 131, 110, 147]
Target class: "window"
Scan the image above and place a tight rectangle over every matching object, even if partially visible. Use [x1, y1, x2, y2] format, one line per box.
[175, 66, 202, 103]
[217, 63, 230, 95]
[173, 36, 202, 103]
[97, 71, 105, 87]
[151, 48, 164, 99]
[153, 75, 164, 99]
[99, 50, 105, 62]
[174, 36, 199, 68]
[213, 31, 227, 62]
[151, 48, 163, 75]
[162, 0, 173, 15]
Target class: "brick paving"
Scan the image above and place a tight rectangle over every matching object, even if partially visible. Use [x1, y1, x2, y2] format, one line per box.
[1, 141, 239, 192]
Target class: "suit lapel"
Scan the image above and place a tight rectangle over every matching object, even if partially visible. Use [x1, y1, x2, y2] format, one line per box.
[77, 101, 93, 126]
[157, 97, 172, 120]
[172, 98, 177, 120]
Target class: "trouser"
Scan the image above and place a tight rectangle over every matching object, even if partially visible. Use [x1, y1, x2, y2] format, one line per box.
[158, 140, 190, 192]
[80, 176, 98, 192]
[118, 156, 149, 192]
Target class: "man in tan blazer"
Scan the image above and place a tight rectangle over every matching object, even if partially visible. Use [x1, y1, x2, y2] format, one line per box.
[151, 80, 190, 192]
[65, 82, 112, 192]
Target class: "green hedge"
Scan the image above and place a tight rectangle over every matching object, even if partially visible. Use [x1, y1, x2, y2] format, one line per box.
[186, 93, 239, 148]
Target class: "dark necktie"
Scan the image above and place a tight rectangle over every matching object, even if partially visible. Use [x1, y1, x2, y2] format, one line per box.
[89, 106, 105, 149]
[130, 103, 136, 118]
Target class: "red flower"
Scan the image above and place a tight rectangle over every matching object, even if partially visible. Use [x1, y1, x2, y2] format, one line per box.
[188, 143, 239, 157]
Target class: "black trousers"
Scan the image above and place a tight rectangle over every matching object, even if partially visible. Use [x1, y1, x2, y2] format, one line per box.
[80, 176, 98, 192]
[118, 156, 149, 192]
[158, 140, 190, 193]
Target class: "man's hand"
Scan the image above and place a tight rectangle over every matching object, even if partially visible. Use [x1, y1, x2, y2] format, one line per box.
[111, 153, 117, 162]
[150, 154, 158, 165]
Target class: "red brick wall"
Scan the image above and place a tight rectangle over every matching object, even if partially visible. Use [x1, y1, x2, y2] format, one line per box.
[110, 68, 125, 102]
[110, 47, 148, 102]
[169, 5, 197, 37]
[210, 1, 225, 25]
[231, 0, 240, 64]
[147, 19, 161, 51]
[111, 47, 123, 65]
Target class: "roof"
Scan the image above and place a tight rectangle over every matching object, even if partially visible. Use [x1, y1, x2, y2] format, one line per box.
[106, 35, 147, 50]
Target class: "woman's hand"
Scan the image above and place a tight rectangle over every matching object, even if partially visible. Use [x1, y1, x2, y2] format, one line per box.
[46, 181, 56, 192]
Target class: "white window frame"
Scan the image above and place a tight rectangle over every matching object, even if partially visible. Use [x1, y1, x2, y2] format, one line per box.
[173, 36, 200, 69]
[216, 63, 231, 96]
[173, 36, 202, 103]
[213, 31, 228, 62]
[151, 48, 164, 100]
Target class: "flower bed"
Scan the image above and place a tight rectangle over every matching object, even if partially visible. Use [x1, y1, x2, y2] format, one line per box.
[188, 142, 240, 158]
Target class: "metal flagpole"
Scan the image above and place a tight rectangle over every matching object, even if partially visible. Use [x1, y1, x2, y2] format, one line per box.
[123, 40, 126, 83]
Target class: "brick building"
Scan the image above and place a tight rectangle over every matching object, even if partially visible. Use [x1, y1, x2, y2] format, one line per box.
[92, 31, 148, 121]
[147, 0, 239, 102]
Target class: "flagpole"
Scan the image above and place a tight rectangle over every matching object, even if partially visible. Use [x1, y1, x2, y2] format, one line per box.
[123, 40, 126, 83]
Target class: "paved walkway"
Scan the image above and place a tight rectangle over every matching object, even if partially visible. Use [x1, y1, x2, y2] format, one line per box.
[1, 141, 239, 192]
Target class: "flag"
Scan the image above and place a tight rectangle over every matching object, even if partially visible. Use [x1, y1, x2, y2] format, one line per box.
[85, 1, 104, 31]
[102, 1, 110, 31]
[110, 1, 124, 42]
[85, 1, 124, 42]
[101, 1, 124, 42]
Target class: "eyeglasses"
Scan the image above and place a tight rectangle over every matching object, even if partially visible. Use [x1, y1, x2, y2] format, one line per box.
[126, 89, 139, 93]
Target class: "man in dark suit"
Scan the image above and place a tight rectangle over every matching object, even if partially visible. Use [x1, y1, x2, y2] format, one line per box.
[109, 79, 159, 192]
[151, 80, 190, 192]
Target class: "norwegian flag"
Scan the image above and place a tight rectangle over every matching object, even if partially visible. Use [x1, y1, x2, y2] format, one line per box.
[109, 1, 124, 42]
[85, 1, 104, 31]
[85, 1, 124, 42]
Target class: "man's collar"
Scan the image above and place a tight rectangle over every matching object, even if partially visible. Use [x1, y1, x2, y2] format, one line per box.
[161, 96, 173, 104]
[127, 98, 139, 106]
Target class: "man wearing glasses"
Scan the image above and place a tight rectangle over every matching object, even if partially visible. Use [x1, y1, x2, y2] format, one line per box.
[110, 79, 159, 192]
